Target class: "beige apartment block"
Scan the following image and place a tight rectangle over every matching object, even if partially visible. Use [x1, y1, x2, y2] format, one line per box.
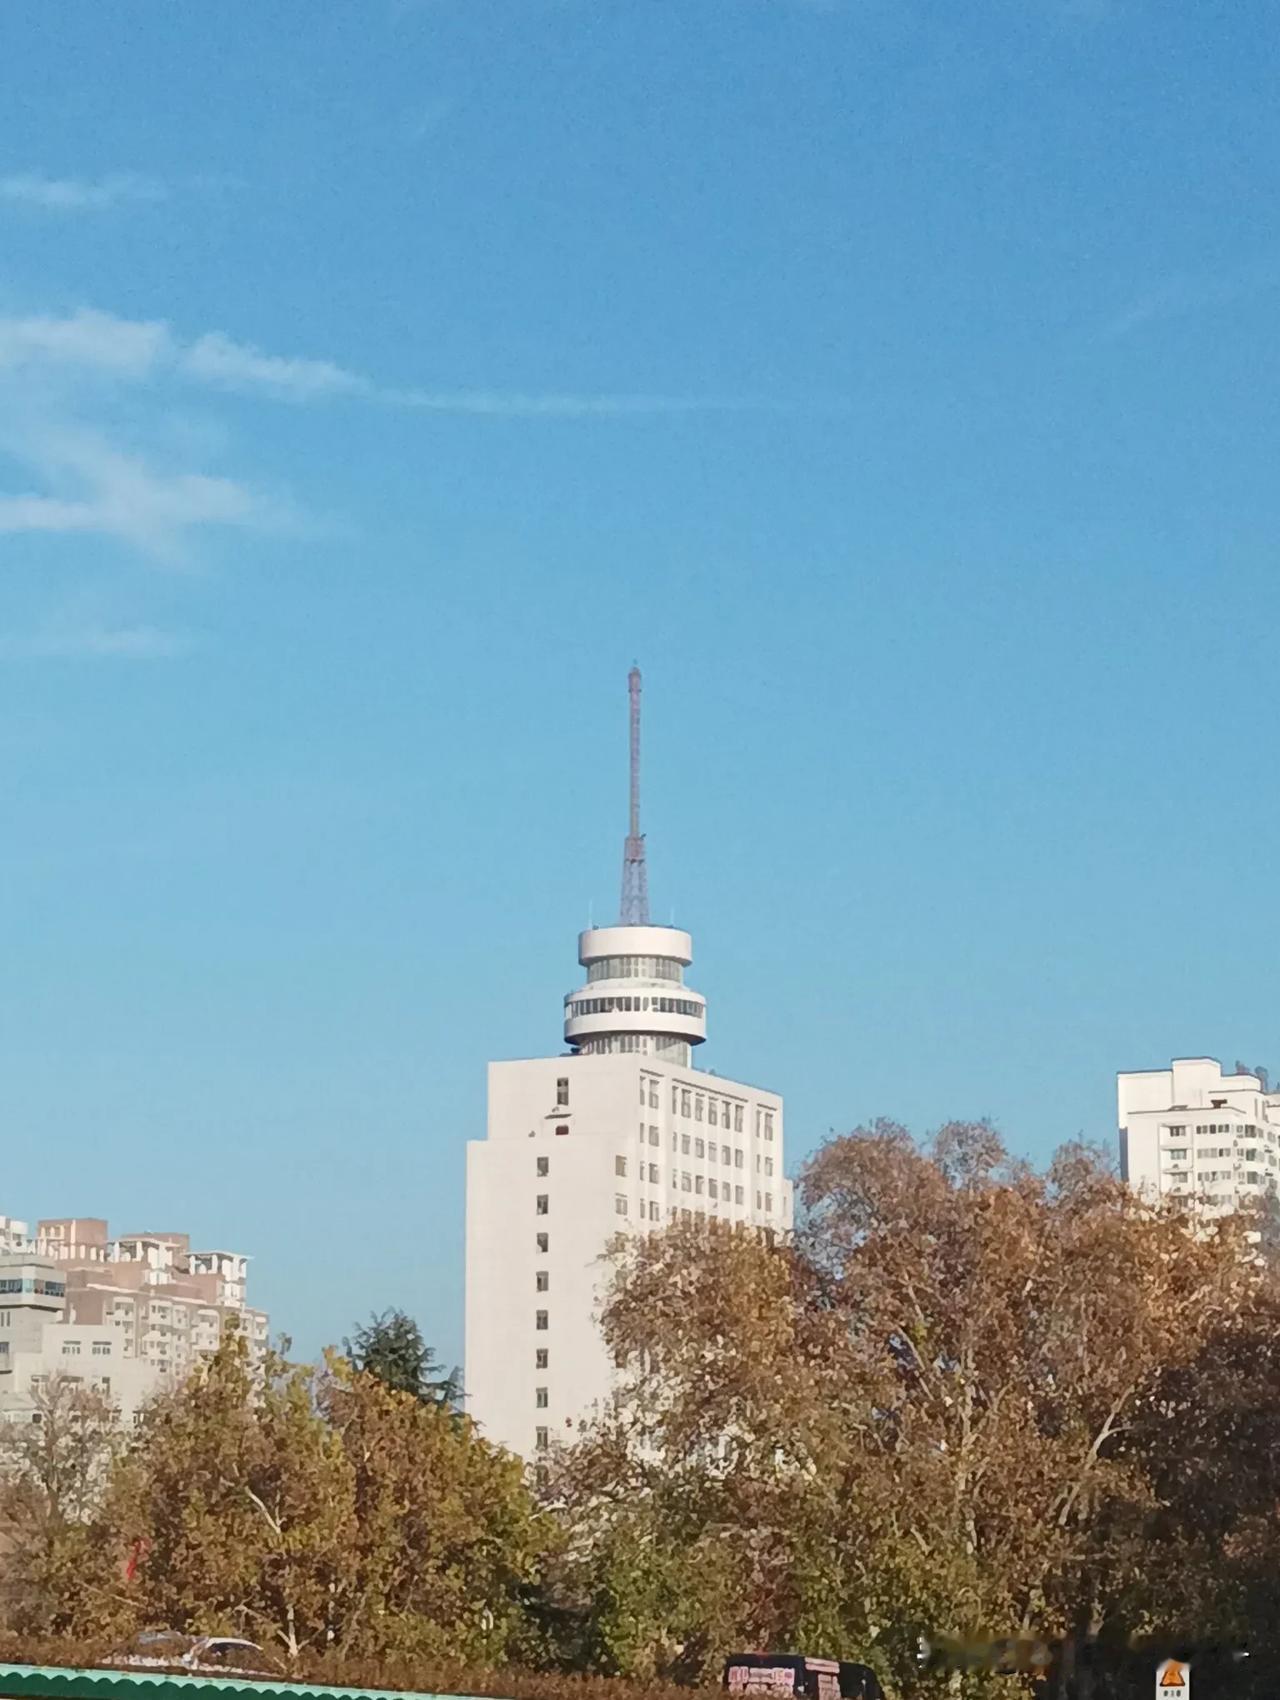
[0, 1214, 269, 1425]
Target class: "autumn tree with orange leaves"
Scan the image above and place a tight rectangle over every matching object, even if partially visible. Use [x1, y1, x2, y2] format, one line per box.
[550, 1123, 1263, 1690]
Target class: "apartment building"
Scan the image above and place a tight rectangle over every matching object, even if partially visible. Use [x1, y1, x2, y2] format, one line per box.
[0, 1254, 163, 1424]
[0, 1213, 269, 1424]
[1118, 1055, 1280, 1215]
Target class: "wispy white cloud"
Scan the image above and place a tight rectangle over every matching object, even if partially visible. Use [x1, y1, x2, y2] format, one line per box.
[181, 332, 368, 401]
[0, 308, 170, 376]
[1093, 259, 1280, 343]
[0, 427, 277, 559]
[0, 307, 754, 416]
[0, 171, 166, 210]
[394, 386, 749, 417]
[0, 622, 189, 660]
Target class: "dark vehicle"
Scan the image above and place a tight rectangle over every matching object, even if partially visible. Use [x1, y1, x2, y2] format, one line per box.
[838, 1664, 884, 1700]
[724, 1654, 885, 1700]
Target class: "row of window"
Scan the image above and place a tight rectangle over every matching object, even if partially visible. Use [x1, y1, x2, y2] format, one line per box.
[61, 1340, 112, 1356]
[587, 955, 683, 984]
[569, 995, 703, 1020]
[0, 1278, 65, 1296]
[1165, 1147, 1272, 1166]
[1165, 1122, 1275, 1139]
[640, 1077, 758, 1132]
[579, 1034, 683, 1056]
[543, 1150, 773, 1187]
[538, 1186, 775, 1221]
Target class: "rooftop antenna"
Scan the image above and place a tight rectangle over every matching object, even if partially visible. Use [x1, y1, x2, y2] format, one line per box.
[619, 664, 650, 925]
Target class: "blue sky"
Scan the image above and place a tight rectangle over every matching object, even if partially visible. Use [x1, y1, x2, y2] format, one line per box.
[2, 0, 1278, 1365]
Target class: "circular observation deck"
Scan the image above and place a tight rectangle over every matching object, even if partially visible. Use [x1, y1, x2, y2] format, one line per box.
[563, 925, 706, 1057]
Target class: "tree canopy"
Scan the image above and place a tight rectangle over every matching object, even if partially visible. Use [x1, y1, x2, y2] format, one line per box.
[6, 1127, 1280, 1700]
[344, 1308, 461, 1408]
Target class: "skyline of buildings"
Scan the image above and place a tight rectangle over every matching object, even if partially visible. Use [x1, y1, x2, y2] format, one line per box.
[0, 1212, 268, 1425]
[4, 686, 1267, 1446]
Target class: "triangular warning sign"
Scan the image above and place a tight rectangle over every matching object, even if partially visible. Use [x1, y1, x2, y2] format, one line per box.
[1161, 1664, 1187, 1688]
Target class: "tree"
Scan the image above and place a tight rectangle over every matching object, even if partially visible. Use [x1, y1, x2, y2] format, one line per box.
[553, 1124, 1260, 1692]
[0, 1374, 124, 1634]
[38, 1327, 550, 1669]
[317, 1355, 550, 1664]
[103, 1327, 360, 1660]
[344, 1310, 460, 1408]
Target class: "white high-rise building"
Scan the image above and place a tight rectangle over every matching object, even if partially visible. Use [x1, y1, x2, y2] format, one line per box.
[1118, 1055, 1280, 1214]
[465, 670, 792, 1461]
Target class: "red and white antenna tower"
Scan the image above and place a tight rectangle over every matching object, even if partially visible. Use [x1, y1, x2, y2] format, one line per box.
[619, 665, 650, 925]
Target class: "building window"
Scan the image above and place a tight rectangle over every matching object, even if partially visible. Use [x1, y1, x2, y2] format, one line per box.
[536, 1271, 549, 1292]
[536, 1310, 549, 1330]
[92, 1340, 111, 1357]
[681, 1133, 691, 1155]
[62, 1341, 81, 1356]
[765, 1193, 773, 1212]
[721, 1144, 731, 1164]
[695, 1175, 705, 1195]
[681, 1090, 691, 1117]
[735, 1148, 744, 1169]
[735, 1185, 745, 1204]
[681, 1172, 691, 1192]
[649, 1084, 659, 1108]
[557, 1077, 569, 1106]
[616, 1155, 628, 1177]
[709, 1179, 719, 1201]
[648, 1125, 658, 1145]
[708, 1100, 718, 1128]
[648, 1163, 659, 1183]
[615, 1196, 629, 1216]
[555, 1124, 569, 1136]
[536, 1155, 549, 1177]
[765, 1112, 775, 1141]
[536, 1232, 549, 1253]
[695, 1096, 704, 1122]
[765, 1157, 774, 1176]
[734, 1105, 744, 1132]
[649, 1201, 660, 1221]
[695, 1137, 705, 1158]
[535, 1426, 549, 1451]
[536, 1348, 548, 1369]
[672, 1085, 679, 1113]
[536, 1385, 548, 1408]
[536, 1195, 549, 1215]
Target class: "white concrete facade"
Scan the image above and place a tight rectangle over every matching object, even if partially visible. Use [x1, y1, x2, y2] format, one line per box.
[467, 921, 791, 1462]
[0, 1217, 29, 1255]
[0, 1253, 164, 1425]
[1118, 1056, 1280, 1215]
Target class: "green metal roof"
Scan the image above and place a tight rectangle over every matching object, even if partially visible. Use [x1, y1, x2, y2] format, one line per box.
[0, 1665, 485, 1700]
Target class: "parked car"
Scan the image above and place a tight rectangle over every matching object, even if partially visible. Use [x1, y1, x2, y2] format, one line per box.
[107, 1631, 281, 1678]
